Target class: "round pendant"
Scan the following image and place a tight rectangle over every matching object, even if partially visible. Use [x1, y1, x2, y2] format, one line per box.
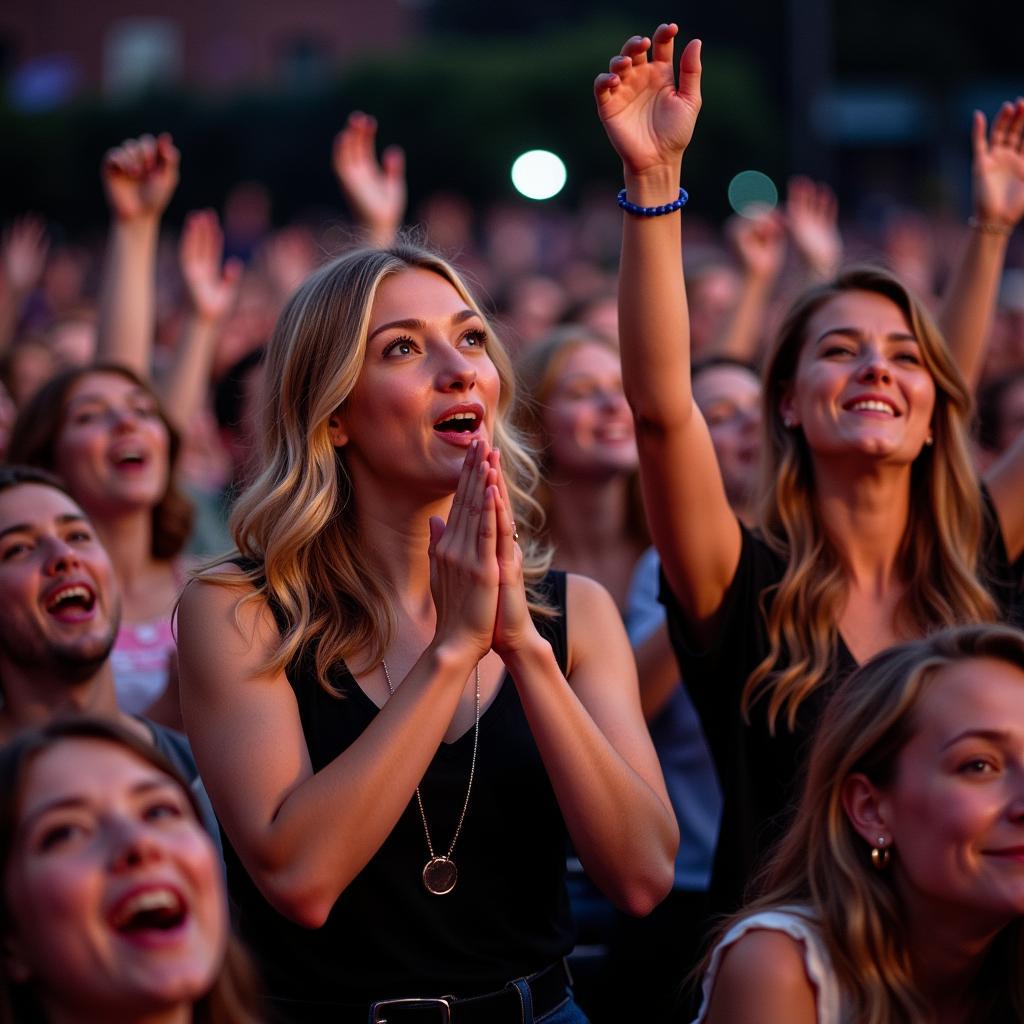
[422, 856, 458, 895]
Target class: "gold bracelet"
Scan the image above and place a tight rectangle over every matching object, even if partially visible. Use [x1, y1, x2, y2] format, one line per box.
[968, 216, 1013, 236]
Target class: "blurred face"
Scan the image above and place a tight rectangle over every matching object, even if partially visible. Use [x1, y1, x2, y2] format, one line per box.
[693, 364, 761, 510]
[0, 484, 119, 677]
[782, 291, 936, 465]
[542, 342, 637, 481]
[881, 658, 1024, 929]
[5, 739, 226, 1018]
[54, 373, 171, 518]
[689, 266, 741, 355]
[335, 268, 501, 497]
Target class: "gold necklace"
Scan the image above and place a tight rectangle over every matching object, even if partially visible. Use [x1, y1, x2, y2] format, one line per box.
[381, 660, 481, 896]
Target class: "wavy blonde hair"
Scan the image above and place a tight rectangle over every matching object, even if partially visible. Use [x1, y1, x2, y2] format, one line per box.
[201, 242, 551, 691]
[747, 266, 997, 730]
[513, 325, 648, 550]
[701, 625, 1024, 1022]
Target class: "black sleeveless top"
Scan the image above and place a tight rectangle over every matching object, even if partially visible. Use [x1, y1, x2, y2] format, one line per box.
[223, 566, 575, 1017]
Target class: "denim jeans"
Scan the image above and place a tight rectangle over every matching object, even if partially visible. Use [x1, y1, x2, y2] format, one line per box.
[508, 976, 590, 1024]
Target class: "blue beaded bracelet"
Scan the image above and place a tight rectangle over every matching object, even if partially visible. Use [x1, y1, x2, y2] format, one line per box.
[617, 187, 689, 217]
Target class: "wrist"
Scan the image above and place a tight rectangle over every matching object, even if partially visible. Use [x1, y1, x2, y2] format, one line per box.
[498, 630, 553, 673]
[622, 165, 684, 207]
[969, 215, 1014, 237]
[428, 637, 489, 677]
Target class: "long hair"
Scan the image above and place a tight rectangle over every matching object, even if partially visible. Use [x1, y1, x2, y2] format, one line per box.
[6, 364, 193, 562]
[702, 625, 1024, 1023]
[0, 716, 263, 1024]
[748, 266, 997, 730]
[513, 325, 648, 550]
[203, 241, 552, 691]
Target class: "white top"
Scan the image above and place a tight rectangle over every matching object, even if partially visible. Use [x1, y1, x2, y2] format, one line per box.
[691, 905, 848, 1024]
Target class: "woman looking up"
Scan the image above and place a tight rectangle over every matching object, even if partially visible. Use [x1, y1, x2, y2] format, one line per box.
[595, 25, 1024, 916]
[176, 242, 676, 1023]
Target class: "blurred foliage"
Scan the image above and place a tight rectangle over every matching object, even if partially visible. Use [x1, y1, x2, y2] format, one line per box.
[0, 20, 781, 233]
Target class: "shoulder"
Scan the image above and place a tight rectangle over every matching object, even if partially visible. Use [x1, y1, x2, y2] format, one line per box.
[565, 573, 625, 639]
[703, 926, 819, 1024]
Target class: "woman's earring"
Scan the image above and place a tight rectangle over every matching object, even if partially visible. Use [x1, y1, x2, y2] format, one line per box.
[783, 415, 796, 429]
[924, 431, 934, 446]
[870, 835, 891, 871]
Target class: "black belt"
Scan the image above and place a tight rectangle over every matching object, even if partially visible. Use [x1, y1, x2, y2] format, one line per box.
[368, 960, 572, 1024]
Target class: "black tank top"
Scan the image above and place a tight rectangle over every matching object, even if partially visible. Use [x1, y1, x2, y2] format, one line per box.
[223, 567, 575, 1018]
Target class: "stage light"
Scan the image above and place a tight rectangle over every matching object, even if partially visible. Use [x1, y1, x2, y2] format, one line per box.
[727, 170, 779, 216]
[511, 150, 567, 201]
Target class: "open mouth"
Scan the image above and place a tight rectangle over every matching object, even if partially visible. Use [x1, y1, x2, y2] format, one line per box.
[110, 447, 148, 469]
[110, 888, 188, 938]
[433, 406, 483, 436]
[44, 583, 96, 619]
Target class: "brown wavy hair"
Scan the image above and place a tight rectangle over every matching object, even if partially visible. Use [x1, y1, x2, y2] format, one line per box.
[5, 364, 193, 561]
[701, 624, 1024, 1022]
[201, 241, 552, 691]
[513, 325, 648, 550]
[748, 266, 997, 731]
[0, 715, 263, 1024]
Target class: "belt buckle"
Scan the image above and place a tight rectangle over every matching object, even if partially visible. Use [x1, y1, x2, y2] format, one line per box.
[370, 996, 453, 1023]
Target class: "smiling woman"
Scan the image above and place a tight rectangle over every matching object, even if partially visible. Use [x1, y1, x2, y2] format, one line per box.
[0, 715, 261, 1024]
[176, 241, 676, 1022]
[692, 624, 1024, 1023]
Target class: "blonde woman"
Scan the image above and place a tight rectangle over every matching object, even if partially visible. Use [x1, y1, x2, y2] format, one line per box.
[694, 624, 1024, 1023]
[595, 24, 1024, 919]
[175, 242, 676, 1022]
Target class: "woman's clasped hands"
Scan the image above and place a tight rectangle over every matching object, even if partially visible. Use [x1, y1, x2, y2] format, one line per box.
[427, 440, 537, 665]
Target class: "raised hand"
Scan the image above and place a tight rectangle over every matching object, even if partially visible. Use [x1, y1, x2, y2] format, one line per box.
[2, 216, 49, 296]
[102, 133, 180, 222]
[784, 176, 842, 278]
[429, 441, 500, 661]
[332, 112, 406, 246]
[727, 208, 787, 283]
[179, 210, 243, 323]
[594, 23, 702, 178]
[972, 99, 1024, 231]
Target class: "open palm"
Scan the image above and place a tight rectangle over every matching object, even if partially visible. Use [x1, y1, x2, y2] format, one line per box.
[973, 99, 1024, 229]
[594, 24, 702, 177]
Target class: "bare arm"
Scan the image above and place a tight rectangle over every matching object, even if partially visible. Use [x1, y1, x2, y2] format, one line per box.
[940, 100, 1024, 391]
[177, 443, 500, 928]
[705, 210, 786, 363]
[595, 25, 741, 631]
[0, 217, 48, 355]
[97, 133, 180, 377]
[703, 930, 819, 1024]
[332, 111, 407, 248]
[162, 210, 242, 432]
[985, 424, 1024, 564]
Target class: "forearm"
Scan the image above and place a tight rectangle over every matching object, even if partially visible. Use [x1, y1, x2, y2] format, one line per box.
[634, 623, 681, 721]
[241, 642, 479, 926]
[98, 217, 160, 377]
[939, 224, 1010, 390]
[160, 314, 220, 432]
[619, 165, 696, 427]
[504, 635, 677, 915]
[705, 270, 773, 363]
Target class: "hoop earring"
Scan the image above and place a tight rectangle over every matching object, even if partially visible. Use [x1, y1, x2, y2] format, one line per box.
[870, 835, 891, 871]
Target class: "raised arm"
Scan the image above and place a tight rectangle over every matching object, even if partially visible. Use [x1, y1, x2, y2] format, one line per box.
[784, 175, 842, 282]
[0, 216, 48, 356]
[595, 25, 741, 629]
[97, 133, 180, 377]
[178, 442, 500, 928]
[940, 99, 1024, 390]
[162, 209, 242, 431]
[332, 111, 407, 248]
[705, 209, 786, 363]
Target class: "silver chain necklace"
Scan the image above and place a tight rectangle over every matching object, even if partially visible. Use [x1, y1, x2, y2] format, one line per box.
[381, 659, 480, 896]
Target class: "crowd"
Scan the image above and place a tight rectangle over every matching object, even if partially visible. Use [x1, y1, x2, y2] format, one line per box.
[0, 21, 1022, 1024]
